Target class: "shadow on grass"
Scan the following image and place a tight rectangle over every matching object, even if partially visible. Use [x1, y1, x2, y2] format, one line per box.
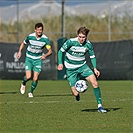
[81, 108, 121, 112]
[36, 93, 73, 97]
[0, 91, 18, 94]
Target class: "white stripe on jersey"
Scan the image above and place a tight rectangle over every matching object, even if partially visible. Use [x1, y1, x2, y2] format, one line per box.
[26, 53, 41, 59]
[24, 40, 27, 44]
[64, 61, 86, 69]
[66, 52, 85, 61]
[27, 47, 42, 53]
[29, 40, 46, 46]
[90, 55, 95, 58]
[70, 46, 86, 52]
[60, 47, 65, 52]
[24, 39, 45, 46]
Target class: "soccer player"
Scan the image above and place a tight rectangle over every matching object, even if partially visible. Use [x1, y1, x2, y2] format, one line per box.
[57, 27, 107, 113]
[17, 22, 52, 98]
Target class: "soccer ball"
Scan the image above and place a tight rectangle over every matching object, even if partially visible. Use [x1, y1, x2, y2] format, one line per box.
[75, 80, 88, 93]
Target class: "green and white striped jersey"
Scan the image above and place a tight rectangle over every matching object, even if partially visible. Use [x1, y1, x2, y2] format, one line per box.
[24, 32, 51, 59]
[58, 37, 96, 69]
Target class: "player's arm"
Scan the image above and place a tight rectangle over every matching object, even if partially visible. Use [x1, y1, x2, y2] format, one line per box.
[17, 36, 29, 59]
[90, 57, 99, 77]
[90, 56, 100, 77]
[57, 40, 70, 70]
[90, 56, 96, 68]
[57, 49, 64, 70]
[17, 41, 25, 59]
[88, 43, 100, 77]
[41, 45, 52, 60]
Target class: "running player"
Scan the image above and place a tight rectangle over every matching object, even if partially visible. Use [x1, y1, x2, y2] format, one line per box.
[17, 22, 52, 98]
[57, 27, 107, 113]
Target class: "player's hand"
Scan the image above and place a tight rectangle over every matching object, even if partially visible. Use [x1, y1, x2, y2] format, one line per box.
[57, 64, 63, 70]
[41, 54, 47, 60]
[16, 51, 21, 59]
[94, 68, 100, 77]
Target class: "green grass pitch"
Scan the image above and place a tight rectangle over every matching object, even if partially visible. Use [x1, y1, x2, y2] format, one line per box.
[0, 80, 132, 133]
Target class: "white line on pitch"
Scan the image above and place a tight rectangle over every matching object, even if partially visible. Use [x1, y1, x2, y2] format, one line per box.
[0, 98, 132, 104]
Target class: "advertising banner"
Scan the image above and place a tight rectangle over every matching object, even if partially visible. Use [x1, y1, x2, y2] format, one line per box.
[92, 40, 133, 80]
[0, 42, 57, 80]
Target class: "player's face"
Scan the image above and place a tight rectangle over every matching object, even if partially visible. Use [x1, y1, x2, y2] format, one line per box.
[78, 33, 87, 44]
[35, 27, 43, 37]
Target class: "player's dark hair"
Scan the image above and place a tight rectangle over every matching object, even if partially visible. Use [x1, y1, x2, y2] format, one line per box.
[35, 23, 43, 30]
[77, 27, 90, 36]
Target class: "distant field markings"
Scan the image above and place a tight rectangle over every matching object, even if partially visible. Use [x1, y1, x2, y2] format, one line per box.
[0, 98, 132, 104]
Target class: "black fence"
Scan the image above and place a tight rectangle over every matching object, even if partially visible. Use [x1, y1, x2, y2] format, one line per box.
[0, 39, 133, 80]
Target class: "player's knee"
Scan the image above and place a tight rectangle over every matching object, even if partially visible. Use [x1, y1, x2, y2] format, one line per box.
[26, 76, 31, 81]
[91, 81, 99, 88]
[33, 77, 38, 82]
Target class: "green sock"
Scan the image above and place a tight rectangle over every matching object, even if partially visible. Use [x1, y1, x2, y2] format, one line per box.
[29, 81, 38, 93]
[93, 87, 102, 104]
[22, 76, 29, 85]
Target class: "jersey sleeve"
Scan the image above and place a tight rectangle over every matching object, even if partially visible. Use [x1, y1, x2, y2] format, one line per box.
[58, 50, 63, 64]
[58, 39, 72, 64]
[88, 43, 97, 68]
[45, 38, 51, 49]
[61, 40, 72, 52]
[24, 36, 29, 44]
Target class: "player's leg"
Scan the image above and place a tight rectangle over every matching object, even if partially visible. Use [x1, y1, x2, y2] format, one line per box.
[20, 58, 32, 94]
[28, 71, 39, 97]
[23, 70, 32, 85]
[71, 86, 79, 96]
[20, 70, 31, 94]
[66, 69, 80, 101]
[86, 74, 102, 103]
[79, 64, 106, 112]
[86, 75, 107, 113]
[28, 59, 41, 97]
[22, 57, 32, 85]
[71, 86, 80, 101]
[79, 64, 102, 106]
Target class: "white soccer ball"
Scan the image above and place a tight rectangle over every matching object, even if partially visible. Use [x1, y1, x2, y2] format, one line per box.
[75, 80, 88, 93]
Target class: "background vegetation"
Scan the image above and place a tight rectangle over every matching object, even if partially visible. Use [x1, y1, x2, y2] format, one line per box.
[0, 14, 133, 52]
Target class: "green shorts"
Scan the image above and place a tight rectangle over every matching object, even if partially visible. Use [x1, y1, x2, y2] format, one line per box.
[25, 57, 42, 73]
[66, 64, 94, 87]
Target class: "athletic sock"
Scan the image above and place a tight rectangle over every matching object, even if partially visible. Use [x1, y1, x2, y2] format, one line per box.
[22, 76, 29, 85]
[93, 87, 102, 105]
[98, 104, 102, 108]
[29, 81, 38, 93]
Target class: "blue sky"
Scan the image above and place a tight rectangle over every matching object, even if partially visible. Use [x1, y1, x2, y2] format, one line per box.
[0, 0, 122, 7]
